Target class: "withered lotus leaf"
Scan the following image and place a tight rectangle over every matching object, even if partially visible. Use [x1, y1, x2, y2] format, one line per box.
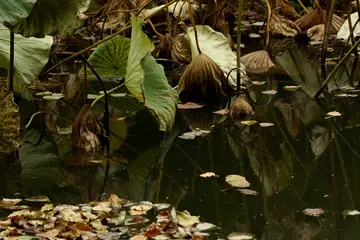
[178, 53, 229, 103]
[230, 95, 254, 117]
[72, 104, 102, 152]
[240, 50, 274, 74]
[270, 12, 300, 37]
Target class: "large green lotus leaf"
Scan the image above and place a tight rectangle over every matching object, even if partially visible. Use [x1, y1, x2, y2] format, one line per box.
[0, 25, 53, 92]
[9, 0, 90, 37]
[186, 25, 250, 88]
[85, 35, 130, 80]
[0, 87, 20, 153]
[141, 53, 178, 131]
[125, 16, 154, 101]
[0, 0, 37, 26]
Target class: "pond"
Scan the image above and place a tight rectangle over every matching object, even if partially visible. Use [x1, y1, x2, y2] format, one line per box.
[1, 40, 360, 239]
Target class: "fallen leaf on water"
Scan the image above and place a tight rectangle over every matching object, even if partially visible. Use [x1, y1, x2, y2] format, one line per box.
[178, 129, 211, 140]
[303, 208, 324, 217]
[177, 210, 200, 227]
[259, 122, 274, 127]
[129, 204, 153, 216]
[342, 210, 360, 216]
[283, 85, 301, 91]
[145, 223, 161, 238]
[237, 189, 259, 195]
[25, 196, 50, 203]
[261, 90, 277, 95]
[2, 199, 22, 205]
[200, 172, 217, 178]
[177, 102, 204, 109]
[253, 81, 266, 85]
[225, 175, 250, 188]
[196, 222, 217, 231]
[240, 120, 257, 126]
[36, 229, 60, 239]
[227, 232, 255, 240]
[130, 235, 148, 240]
[326, 111, 342, 117]
[213, 109, 230, 115]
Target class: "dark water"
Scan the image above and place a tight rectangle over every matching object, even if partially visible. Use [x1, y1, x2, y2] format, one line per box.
[2, 41, 360, 239]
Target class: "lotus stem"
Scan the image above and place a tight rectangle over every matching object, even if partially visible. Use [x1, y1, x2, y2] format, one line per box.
[41, 0, 179, 77]
[236, 0, 243, 91]
[164, 0, 172, 34]
[91, 83, 125, 107]
[25, 111, 44, 129]
[264, 0, 272, 48]
[315, 37, 360, 98]
[296, 0, 309, 13]
[8, 31, 14, 92]
[187, 0, 202, 54]
[83, 60, 88, 103]
[320, 0, 336, 80]
[148, 19, 164, 37]
[345, 2, 358, 86]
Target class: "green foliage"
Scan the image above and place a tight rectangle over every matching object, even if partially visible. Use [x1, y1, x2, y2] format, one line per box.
[86, 36, 130, 80]
[141, 53, 178, 131]
[9, 0, 90, 37]
[0, 25, 53, 92]
[125, 15, 154, 101]
[0, 0, 37, 26]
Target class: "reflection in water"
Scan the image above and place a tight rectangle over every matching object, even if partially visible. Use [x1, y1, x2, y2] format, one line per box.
[1, 45, 360, 239]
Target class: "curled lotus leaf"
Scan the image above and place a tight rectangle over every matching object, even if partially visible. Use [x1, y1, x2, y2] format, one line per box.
[0, 87, 20, 153]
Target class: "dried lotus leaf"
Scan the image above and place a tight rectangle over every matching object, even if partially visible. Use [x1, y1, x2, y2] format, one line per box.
[270, 12, 300, 37]
[178, 53, 229, 103]
[307, 24, 325, 41]
[240, 50, 274, 74]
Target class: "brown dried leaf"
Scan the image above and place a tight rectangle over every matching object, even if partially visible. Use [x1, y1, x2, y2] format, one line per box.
[307, 24, 325, 41]
[230, 95, 254, 117]
[270, 12, 300, 37]
[240, 50, 274, 74]
[177, 102, 204, 109]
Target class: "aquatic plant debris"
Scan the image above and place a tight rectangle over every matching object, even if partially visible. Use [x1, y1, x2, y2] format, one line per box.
[227, 232, 255, 240]
[326, 111, 342, 119]
[225, 175, 250, 188]
[283, 85, 301, 91]
[199, 172, 217, 178]
[213, 109, 230, 115]
[0, 194, 219, 239]
[259, 122, 274, 127]
[261, 90, 277, 95]
[177, 102, 204, 109]
[237, 189, 259, 195]
[303, 208, 324, 217]
[342, 210, 360, 216]
[240, 120, 257, 126]
[178, 128, 211, 140]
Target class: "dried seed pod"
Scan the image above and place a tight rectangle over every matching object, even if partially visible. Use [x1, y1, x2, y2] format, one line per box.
[72, 104, 103, 152]
[230, 95, 254, 117]
[270, 12, 300, 37]
[240, 50, 274, 74]
[178, 53, 229, 103]
[295, 7, 345, 33]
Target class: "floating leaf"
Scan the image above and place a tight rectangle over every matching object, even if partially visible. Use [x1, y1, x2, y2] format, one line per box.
[1, 199, 22, 205]
[253, 81, 266, 85]
[342, 210, 360, 216]
[261, 90, 277, 95]
[0, 87, 20, 153]
[125, 15, 154, 101]
[179, 129, 211, 140]
[176, 210, 200, 227]
[283, 85, 301, 91]
[227, 232, 255, 240]
[225, 175, 250, 188]
[43, 93, 64, 100]
[237, 189, 258, 195]
[141, 53, 178, 131]
[177, 102, 204, 109]
[200, 172, 217, 178]
[240, 120, 257, 126]
[196, 222, 217, 231]
[129, 204, 153, 216]
[259, 122, 274, 127]
[36, 229, 60, 239]
[0, 25, 53, 92]
[303, 208, 324, 217]
[85, 36, 130, 80]
[35, 91, 52, 96]
[326, 111, 342, 118]
[25, 196, 50, 203]
[214, 109, 230, 115]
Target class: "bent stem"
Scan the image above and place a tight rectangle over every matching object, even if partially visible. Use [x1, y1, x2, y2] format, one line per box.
[91, 83, 125, 107]
[264, 0, 272, 49]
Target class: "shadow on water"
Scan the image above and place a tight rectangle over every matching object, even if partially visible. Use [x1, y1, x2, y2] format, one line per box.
[2, 40, 360, 239]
